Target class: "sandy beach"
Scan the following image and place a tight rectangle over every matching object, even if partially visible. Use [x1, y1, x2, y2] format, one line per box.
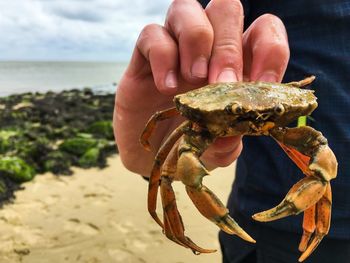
[0, 155, 236, 263]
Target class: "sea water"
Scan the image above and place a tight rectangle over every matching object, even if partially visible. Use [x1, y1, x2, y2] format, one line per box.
[0, 61, 128, 96]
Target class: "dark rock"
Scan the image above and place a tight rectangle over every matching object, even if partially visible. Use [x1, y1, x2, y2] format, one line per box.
[43, 151, 73, 175]
[0, 175, 23, 207]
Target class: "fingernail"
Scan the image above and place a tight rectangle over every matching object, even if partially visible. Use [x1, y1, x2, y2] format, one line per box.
[191, 56, 208, 79]
[217, 69, 238, 82]
[257, 71, 279, 82]
[165, 70, 178, 88]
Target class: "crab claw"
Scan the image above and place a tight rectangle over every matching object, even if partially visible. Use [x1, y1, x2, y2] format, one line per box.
[185, 184, 255, 243]
[178, 150, 255, 243]
[252, 176, 327, 222]
[297, 184, 332, 262]
[214, 213, 256, 243]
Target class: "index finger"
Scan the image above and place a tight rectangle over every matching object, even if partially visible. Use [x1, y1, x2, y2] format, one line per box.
[166, 0, 214, 84]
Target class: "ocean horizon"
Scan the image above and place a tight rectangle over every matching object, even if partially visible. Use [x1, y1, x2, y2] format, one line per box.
[0, 61, 128, 96]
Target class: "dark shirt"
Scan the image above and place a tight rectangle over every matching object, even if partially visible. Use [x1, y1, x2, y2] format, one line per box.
[200, 0, 350, 239]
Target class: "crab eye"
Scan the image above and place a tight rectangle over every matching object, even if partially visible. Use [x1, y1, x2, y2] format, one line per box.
[231, 103, 243, 114]
[274, 104, 285, 115]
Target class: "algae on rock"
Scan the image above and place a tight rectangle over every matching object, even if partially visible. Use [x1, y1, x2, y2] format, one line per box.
[0, 88, 117, 205]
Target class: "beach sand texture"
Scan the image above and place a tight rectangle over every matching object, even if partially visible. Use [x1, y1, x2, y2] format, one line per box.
[0, 155, 236, 263]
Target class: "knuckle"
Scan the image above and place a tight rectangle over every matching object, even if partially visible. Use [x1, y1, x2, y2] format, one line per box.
[251, 13, 290, 62]
[215, 39, 242, 55]
[184, 24, 213, 42]
[137, 24, 162, 43]
[213, 40, 243, 70]
[167, 0, 211, 41]
[271, 42, 290, 60]
[138, 24, 174, 58]
[140, 23, 162, 36]
[228, 0, 244, 15]
[256, 13, 283, 26]
[138, 24, 162, 47]
[168, 0, 201, 21]
[171, 0, 190, 7]
[171, 0, 200, 9]
[255, 40, 290, 61]
[208, 0, 243, 15]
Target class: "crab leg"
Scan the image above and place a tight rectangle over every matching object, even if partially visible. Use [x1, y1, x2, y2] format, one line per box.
[286, 76, 315, 88]
[253, 126, 337, 220]
[140, 107, 179, 151]
[177, 132, 255, 244]
[298, 205, 316, 252]
[252, 126, 337, 261]
[277, 140, 324, 256]
[160, 142, 216, 253]
[298, 184, 332, 262]
[275, 133, 334, 262]
[148, 121, 190, 228]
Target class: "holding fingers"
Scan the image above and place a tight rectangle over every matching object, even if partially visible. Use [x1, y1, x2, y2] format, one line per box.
[115, 0, 290, 176]
[136, 24, 179, 94]
[243, 13, 290, 82]
[206, 0, 244, 83]
[165, 0, 214, 85]
[201, 1, 290, 169]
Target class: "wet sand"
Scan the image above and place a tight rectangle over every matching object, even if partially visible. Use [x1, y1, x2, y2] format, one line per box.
[0, 155, 236, 263]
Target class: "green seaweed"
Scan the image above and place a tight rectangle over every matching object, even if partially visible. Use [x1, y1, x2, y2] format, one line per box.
[78, 147, 100, 168]
[0, 88, 117, 205]
[86, 121, 114, 139]
[0, 157, 36, 182]
[59, 137, 98, 156]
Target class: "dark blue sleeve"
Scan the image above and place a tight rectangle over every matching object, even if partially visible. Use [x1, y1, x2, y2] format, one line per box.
[198, 0, 210, 8]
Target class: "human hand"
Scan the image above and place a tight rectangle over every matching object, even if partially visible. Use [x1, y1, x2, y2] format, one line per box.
[114, 0, 290, 176]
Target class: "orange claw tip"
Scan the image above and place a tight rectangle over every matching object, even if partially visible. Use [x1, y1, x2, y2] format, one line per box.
[192, 248, 217, 254]
[217, 216, 256, 243]
[298, 232, 312, 252]
[244, 236, 256, 244]
[252, 202, 297, 222]
[235, 229, 256, 244]
[298, 251, 311, 262]
[298, 254, 307, 262]
[251, 211, 281, 223]
[221, 225, 256, 244]
[186, 238, 217, 254]
[298, 236, 323, 262]
[308, 75, 316, 81]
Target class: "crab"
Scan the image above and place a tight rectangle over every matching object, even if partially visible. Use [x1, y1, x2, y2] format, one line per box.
[140, 76, 338, 262]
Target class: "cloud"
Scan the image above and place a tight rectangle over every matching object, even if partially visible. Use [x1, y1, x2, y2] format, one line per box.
[0, 0, 171, 61]
[49, 5, 105, 23]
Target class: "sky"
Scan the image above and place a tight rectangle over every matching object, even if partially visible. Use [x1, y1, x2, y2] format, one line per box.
[0, 0, 171, 62]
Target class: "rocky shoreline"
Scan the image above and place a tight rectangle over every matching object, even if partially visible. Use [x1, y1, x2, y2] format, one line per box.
[0, 88, 116, 205]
